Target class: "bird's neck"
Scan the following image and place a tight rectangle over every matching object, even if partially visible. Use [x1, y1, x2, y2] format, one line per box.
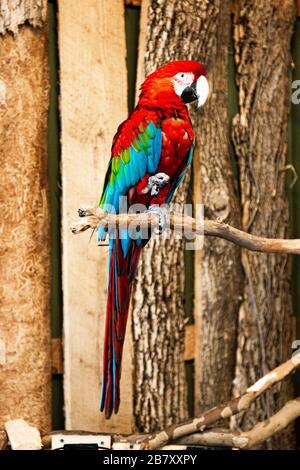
[137, 97, 190, 121]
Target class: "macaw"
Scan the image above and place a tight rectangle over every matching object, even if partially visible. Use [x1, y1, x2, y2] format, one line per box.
[98, 60, 209, 418]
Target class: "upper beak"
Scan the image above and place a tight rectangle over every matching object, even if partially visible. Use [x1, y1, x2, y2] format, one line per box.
[181, 75, 209, 110]
[195, 75, 209, 110]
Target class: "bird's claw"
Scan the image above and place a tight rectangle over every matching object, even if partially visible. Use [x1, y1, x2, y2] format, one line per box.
[148, 205, 169, 235]
[142, 172, 170, 196]
[78, 207, 92, 217]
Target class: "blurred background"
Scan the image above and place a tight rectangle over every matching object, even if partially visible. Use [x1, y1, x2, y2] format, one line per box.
[0, 0, 300, 450]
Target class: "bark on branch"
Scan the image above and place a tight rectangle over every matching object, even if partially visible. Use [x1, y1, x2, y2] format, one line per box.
[142, 352, 300, 449]
[173, 398, 300, 449]
[71, 207, 300, 255]
[230, 398, 300, 449]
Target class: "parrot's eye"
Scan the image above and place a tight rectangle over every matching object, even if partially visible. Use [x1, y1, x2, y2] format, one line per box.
[174, 72, 193, 83]
[173, 72, 195, 97]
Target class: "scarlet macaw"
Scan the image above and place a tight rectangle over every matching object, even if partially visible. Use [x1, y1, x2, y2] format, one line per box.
[97, 61, 209, 418]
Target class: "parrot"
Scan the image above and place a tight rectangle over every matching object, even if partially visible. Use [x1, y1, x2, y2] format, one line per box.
[97, 60, 209, 418]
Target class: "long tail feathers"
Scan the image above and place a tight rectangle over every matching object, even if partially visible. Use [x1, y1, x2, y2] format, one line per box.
[100, 233, 141, 418]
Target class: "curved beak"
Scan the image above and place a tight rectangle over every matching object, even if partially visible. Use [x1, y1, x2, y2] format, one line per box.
[181, 75, 209, 110]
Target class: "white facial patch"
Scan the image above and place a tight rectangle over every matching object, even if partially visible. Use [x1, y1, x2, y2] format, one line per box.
[172, 72, 194, 97]
[196, 75, 209, 109]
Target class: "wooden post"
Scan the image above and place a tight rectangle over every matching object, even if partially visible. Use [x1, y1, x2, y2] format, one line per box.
[0, 1, 51, 431]
[59, 0, 132, 432]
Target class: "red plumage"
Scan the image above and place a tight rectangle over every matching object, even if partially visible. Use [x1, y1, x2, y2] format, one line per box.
[100, 60, 207, 418]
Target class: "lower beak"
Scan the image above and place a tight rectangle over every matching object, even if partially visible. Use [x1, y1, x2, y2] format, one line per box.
[181, 75, 209, 110]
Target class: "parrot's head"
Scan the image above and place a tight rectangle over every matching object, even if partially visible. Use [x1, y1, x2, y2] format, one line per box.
[139, 60, 209, 110]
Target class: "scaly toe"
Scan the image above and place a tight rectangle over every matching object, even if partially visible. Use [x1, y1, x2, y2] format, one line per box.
[148, 205, 169, 235]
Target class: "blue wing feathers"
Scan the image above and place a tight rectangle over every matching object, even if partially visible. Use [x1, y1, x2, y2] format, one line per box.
[98, 122, 162, 250]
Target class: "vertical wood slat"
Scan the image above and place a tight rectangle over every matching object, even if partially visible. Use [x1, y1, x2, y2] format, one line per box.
[59, 0, 133, 432]
[0, 1, 51, 431]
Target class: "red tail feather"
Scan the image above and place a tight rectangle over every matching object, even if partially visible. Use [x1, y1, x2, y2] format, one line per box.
[100, 234, 141, 418]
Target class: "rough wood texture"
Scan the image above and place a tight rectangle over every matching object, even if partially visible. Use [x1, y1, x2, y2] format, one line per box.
[231, 0, 297, 449]
[0, 5, 51, 431]
[59, 0, 132, 432]
[0, 430, 8, 450]
[0, 0, 47, 34]
[51, 338, 63, 375]
[192, 0, 242, 414]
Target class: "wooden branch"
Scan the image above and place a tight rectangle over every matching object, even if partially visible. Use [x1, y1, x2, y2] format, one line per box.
[173, 397, 300, 449]
[70, 207, 300, 255]
[142, 353, 300, 449]
[12, 372, 300, 451]
[40, 393, 300, 450]
[231, 398, 300, 449]
[174, 429, 237, 448]
[40, 429, 236, 450]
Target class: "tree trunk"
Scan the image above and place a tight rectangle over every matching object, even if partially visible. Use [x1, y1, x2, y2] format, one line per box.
[0, 1, 51, 430]
[132, 0, 241, 433]
[193, 0, 242, 414]
[231, 0, 297, 449]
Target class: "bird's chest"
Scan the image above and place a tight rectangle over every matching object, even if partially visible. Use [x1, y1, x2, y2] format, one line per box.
[157, 118, 194, 176]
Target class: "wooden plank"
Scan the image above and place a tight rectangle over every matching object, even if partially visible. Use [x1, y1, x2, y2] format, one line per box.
[5, 419, 42, 450]
[51, 338, 63, 375]
[0, 1, 51, 432]
[59, 0, 132, 432]
[184, 325, 195, 361]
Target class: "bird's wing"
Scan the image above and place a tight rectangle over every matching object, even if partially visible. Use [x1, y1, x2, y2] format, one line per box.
[99, 120, 162, 211]
[166, 143, 194, 203]
[99, 120, 162, 417]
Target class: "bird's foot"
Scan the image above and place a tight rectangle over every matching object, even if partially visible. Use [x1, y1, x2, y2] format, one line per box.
[148, 205, 169, 235]
[142, 172, 170, 196]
